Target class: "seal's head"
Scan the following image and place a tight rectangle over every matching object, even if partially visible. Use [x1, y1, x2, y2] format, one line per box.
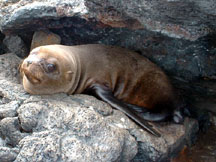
[20, 45, 74, 95]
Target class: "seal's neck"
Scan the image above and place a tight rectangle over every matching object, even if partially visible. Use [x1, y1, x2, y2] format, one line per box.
[66, 50, 82, 94]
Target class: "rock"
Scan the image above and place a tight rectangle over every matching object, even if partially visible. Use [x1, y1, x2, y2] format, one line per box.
[0, 53, 23, 84]
[3, 35, 28, 57]
[0, 52, 199, 161]
[210, 113, 216, 126]
[192, 97, 216, 114]
[0, 0, 215, 41]
[0, 101, 21, 119]
[3, 35, 28, 58]
[16, 95, 137, 162]
[88, 0, 216, 40]
[0, 0, 88, 33]
[0, 137, 6, 147]
[0, 117, 28, 146]
[131, 118, 199, 162]
[30, 30, 61, 50]
[0, 147, 19, 162]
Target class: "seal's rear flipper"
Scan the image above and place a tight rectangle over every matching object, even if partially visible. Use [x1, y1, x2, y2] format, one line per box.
[172, 105, 191, 124]
[126, 103, 189, 124]
[126, 103, 171, 122]
[89, 84, 161, 137]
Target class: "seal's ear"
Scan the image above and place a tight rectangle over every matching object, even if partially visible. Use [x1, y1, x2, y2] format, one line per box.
[65, 71, 73, 81]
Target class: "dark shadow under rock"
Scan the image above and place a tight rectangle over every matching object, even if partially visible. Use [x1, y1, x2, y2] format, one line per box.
[0, 32, 6, 55]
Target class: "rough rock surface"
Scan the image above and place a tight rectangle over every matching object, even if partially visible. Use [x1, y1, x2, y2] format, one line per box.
[0, 0, 215, 111]
[0, 0, 215, 40]
[3, 35, 28, 58]
[0, 53, 198, 162]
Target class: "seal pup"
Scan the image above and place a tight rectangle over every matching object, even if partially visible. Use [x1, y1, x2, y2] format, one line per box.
[20, 44, 184, 137]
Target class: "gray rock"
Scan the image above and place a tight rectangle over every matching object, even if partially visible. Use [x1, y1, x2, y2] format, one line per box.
[0, 53, 29, 102]
[86, 0, 215, 41]
[0, 117, 28, 146]
[0, 0, 215, 41]
[132, 118, 199, 161]
[0, 137, 6, 147]
[0, 101, 20, 119]
[0, 53, 21, 83]
[3, 35, 28, 58]
[16, 95, 137, 162]
[0, 0, 88, 33]
[0, 147, 19, 162]
[0, 52, 199, 161]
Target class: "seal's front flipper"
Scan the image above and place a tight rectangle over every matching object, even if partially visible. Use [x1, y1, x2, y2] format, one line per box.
[89, 84, 161, 137]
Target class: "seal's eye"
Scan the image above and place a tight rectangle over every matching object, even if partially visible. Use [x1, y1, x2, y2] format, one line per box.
[47, 64, 56, 73]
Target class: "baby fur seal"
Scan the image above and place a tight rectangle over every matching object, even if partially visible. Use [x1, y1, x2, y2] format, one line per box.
[20, 44, 184, 137]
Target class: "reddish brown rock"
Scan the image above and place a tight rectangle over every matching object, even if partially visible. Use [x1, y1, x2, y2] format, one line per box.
[30, 30, 61, 50]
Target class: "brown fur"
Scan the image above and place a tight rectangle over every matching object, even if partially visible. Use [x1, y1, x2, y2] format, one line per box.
[20, 44, 175, 110]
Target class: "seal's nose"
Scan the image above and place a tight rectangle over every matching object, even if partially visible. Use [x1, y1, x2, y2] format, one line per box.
[24, 54, 41, 67]
[26, 60, 32, 67]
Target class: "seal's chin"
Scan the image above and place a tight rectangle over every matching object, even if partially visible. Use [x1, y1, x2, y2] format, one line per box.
[22, 69, 41, 84]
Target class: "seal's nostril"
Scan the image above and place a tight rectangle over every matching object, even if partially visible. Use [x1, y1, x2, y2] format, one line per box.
[26, 60, 32, 67]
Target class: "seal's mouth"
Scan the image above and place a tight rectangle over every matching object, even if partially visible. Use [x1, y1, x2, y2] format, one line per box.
[22, 68, 41, 84]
